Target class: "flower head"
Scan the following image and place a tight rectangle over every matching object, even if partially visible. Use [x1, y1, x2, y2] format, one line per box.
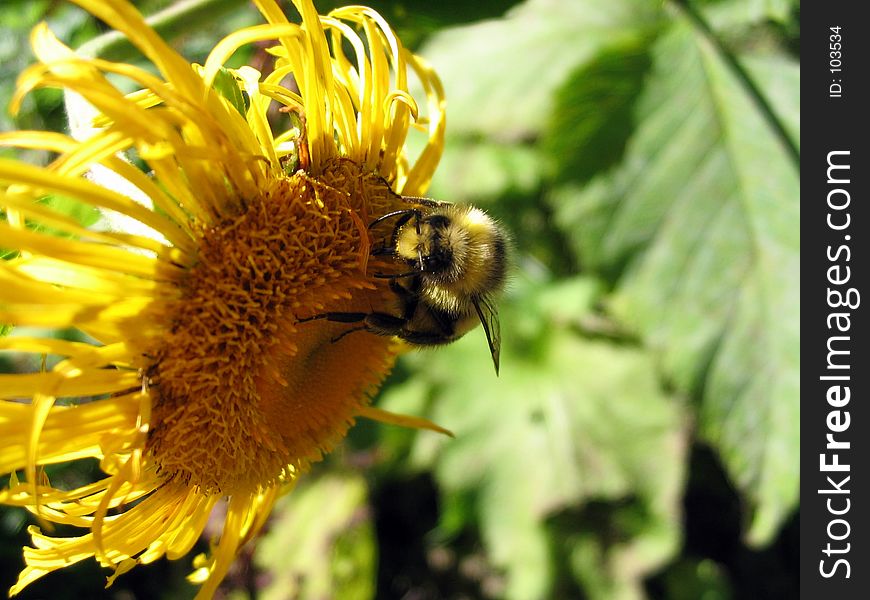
[0, 0, 446, 595]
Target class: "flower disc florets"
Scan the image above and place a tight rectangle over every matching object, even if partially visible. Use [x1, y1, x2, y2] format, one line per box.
[148, 161, 404, 494]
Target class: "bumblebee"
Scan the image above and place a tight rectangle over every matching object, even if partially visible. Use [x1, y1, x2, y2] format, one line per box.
[303, 197, 508, 374]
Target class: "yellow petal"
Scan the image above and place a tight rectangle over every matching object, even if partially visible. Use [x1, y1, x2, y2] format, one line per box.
[0, 370, 140, 399]
[0, 393, 140, 474]
[0, 159, 190, 250]
[358, 405, 454, 437]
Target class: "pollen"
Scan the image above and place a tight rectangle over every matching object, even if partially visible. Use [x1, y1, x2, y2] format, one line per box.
[147, 159, 403, 495]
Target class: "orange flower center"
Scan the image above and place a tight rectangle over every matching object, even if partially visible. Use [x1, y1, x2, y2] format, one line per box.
[147, 159, 406, 494]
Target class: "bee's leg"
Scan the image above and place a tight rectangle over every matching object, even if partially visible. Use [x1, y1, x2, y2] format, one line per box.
[363, 312, 407, 337]
[296, 312, 370, 325]
[396, 211, 418, 252]
[371, 246, 396, 257]
[387, 279, 419, 321]
[373, 270, 420, 279]
[389, 278, 415, 296]
[297, 311, 408, 339]
[368, 210, 417, 252]
[368, 209, 416, 230]
[394, 330, 454, 347]
[369, 210, 419, 270]
[371, 208, 424, 264]
[426, 306, 456, 337]
[331, 325, 368, 343]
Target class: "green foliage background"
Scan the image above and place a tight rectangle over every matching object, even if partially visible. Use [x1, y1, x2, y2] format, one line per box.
[0, 0, 799, 598]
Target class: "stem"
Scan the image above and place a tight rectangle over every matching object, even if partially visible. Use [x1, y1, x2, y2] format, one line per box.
[76, 0, 246, 60]
[671, 0, 800, 167]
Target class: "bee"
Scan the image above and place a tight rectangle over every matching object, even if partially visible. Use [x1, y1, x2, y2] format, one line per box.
[302, 197, 508, 374]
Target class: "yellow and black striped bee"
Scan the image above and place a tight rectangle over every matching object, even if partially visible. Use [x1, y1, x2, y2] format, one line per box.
[303, 196, 508, 374]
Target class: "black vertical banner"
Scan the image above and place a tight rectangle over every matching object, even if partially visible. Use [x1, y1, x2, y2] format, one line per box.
[802, 3, 869, 598]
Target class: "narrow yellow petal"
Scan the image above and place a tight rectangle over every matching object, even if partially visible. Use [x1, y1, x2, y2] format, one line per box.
[0, 131, 193, 246]
[0, 306, 101, 329]
[0, 370, 140, 399]
[29, 21, 76, 62]
[70, 0, 205, 100]
[193, 489, 281, 599]
[0, 264, 132, 306]
[0, 130, 76, 151]
[232, 65, 281, 171]
[0, 393, 140, 474]
[165, 495, 220, 560]
[12, 256, 168, 298]
[0, 337, 108, 359]
[357, 405, 453, 437]
[399, 53, 446, 195]
[27, 393, 56, 510]
[202, 24, 303, 90]
[0, 223, 160, 280]
[0, 297, 160, 339]
[0, 159, 190, 250]
[105, 558, 138, 588]
[1, 189, 172, 257]
[0, 474, 151, 518]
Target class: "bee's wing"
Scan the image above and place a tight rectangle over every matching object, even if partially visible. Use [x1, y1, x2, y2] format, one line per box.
[472, 295, 501, 375]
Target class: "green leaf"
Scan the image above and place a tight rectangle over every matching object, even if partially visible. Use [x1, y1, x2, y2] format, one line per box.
[426, 139, 543, 203]
[697, 0, 798, 29]
[74, 0, 248, 60]
[542, 37, 654, 186]
[255, 473, 376, 600]
[419, 0, 664, 140]
[317, 0, 526, 48]
[395, 276, 687, 599]
[742, 53, 799, 150]
[0, 1, 51, 28]
[552, 15, 799, 544]
[210, 67, 250, 118]
[648, 557, 733, 600]
[41, 195, 102, 230]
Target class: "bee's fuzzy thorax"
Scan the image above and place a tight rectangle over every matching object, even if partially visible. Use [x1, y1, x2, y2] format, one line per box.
[394, 205, 506, 315]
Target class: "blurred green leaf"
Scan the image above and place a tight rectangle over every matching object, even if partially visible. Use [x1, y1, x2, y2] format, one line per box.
[39, 195, 102, 233]
[0, 1, 51, 28]
[551, 13, 798, 545]
[390, 276, 687, 599]
[75, 0, 248, 60]
[697, 0, 798, 29]
[542, 37, 654, 186]
[742, 53, 799, 149]
[315, 0, 525, 48]
[529, 275, 602, 327]
[649, 557, 733, 600]
[419, 0, 664, 141]
[256, 473, 376, 600]
[427, 139, 543, 204]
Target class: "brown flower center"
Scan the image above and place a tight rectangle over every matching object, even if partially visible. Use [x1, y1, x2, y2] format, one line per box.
[147, 159, 405, 494]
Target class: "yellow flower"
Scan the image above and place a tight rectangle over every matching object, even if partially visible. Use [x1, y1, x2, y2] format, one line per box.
[0, 0, 447, 596]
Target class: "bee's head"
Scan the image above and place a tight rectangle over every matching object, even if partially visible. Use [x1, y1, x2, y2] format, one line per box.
[395, 212, 466, 277]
